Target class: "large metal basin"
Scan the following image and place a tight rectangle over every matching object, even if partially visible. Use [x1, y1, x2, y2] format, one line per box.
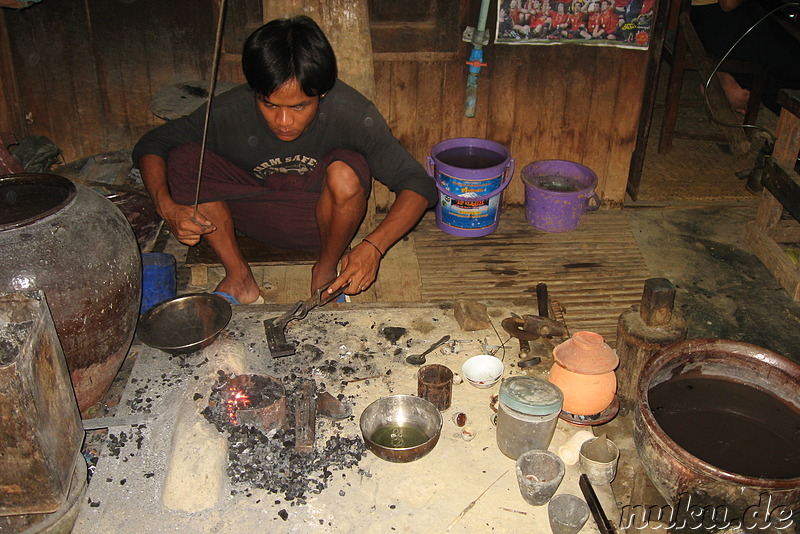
[137, 293, 231, 354]
[634, 338, 800, 522]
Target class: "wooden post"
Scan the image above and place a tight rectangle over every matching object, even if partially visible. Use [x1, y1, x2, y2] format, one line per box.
[744, 90, 800, 301]
[615, 278, 687, 413]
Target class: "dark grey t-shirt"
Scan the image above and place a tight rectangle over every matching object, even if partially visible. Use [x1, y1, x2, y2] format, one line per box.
[132, 80, 437, 207]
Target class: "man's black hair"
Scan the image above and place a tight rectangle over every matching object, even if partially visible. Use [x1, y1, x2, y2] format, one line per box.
[242, 15, 337, 98]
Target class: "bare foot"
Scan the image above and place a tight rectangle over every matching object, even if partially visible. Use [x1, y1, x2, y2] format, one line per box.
[717, 71, 750, 114]
[214, 272, 261, 304]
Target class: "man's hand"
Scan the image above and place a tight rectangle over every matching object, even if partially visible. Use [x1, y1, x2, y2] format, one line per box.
[160, 202, 216, 246]
[330, 240, 383, 295]
[138, 153, 216, 246]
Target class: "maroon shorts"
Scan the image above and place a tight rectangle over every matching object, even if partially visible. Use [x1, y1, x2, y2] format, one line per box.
[166, 143, 371, 250]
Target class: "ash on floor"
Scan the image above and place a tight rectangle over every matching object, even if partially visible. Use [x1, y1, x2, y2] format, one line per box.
[73, 303, 601, 533]
[202, 371, 366, 502]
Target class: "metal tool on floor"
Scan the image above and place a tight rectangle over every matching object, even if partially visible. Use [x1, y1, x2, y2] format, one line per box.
[406, 335, 451, 365]
[579, 473, 617, 533]
[295, 379, 317, 454]
[264, 281, 347, 358]
[501, 283, 567, 368]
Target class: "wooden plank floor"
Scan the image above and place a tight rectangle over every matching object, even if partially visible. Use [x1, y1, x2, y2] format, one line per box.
[177, 206, 651, 346]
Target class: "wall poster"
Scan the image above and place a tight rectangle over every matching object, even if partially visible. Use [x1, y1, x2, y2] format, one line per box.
[495, 0, 654, 49]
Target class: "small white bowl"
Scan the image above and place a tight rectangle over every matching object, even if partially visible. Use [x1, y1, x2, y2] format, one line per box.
[462, 355, 504, 388]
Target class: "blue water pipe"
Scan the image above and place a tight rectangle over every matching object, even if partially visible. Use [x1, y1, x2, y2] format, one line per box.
[465, 0, 492, 118]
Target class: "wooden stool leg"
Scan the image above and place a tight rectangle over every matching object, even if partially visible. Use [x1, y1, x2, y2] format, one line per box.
[742, 68, 765, 138]
[659, 29, 690, 154]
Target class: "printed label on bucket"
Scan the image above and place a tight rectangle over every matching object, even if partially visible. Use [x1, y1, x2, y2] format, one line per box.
[440, 194, 501, 229]
[437, 171, 503, 197]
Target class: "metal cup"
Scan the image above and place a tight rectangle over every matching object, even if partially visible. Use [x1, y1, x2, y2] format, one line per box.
[417, 364, 453, 411]
[579, 437, 620, 485]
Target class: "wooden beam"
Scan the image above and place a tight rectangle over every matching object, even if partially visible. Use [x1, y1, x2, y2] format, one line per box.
[0, 9, 25, 136]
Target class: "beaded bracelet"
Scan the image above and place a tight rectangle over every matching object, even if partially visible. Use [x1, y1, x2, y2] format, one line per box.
[362, 238, 384, 257]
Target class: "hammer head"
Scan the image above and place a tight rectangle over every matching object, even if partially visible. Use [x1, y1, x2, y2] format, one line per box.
[264, 317, 296, 358]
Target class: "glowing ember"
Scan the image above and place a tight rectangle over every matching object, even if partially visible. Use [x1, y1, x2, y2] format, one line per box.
[205, 372, 287, 433]
[226, 387, 252, 425]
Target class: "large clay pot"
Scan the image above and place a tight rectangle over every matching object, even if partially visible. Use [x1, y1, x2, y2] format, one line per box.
[548, 331, 618, 416]
[634, 338, 800, 522]
[0, 173, 141, 415]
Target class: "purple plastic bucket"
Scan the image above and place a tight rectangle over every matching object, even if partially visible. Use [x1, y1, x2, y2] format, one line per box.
[522, 160, 601, 233]
[427, 138, 515, 237]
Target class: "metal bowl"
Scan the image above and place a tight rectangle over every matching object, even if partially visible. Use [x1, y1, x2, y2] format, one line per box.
[359, 395, 443, 463]
[137, 293, 232, 354]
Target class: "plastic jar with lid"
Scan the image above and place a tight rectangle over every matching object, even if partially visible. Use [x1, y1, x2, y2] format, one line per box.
[495, 376, 563, 460]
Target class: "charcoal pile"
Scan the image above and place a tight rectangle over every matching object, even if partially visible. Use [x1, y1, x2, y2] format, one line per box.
[202, 371, 366, 504]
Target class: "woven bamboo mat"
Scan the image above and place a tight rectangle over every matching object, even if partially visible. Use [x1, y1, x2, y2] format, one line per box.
[412, 207, 651, 345]
[637, 70, 778, 202]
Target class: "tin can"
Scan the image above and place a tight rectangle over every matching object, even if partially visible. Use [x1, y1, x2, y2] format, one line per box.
[496, 376, 563, 460]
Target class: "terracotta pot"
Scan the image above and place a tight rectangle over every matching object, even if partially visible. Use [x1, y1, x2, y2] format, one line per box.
[0, 173, 141, 415]
[548, 331, 618, 416]
[548, 365, 617, 416]
[634, 338, 800, 519]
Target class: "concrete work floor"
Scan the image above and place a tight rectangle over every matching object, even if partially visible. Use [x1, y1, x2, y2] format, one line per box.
[75, 303, 619, 533]
[70, 198, 800, 534]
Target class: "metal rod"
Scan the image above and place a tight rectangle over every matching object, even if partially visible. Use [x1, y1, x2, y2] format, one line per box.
[447, 469, 509, 531]
[579, 473, 617, 534]
[191, 0, 228, 221]
[701, 2, 800, 144]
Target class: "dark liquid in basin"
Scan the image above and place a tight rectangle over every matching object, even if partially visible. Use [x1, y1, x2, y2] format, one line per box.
[437, 147, 505, 169]
[649, 375, 800, 479]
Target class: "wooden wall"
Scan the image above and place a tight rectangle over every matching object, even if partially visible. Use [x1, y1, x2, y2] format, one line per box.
[0, 0, 654, 208]
[0, 0, 220, 162]
[373, 45, 648, 209]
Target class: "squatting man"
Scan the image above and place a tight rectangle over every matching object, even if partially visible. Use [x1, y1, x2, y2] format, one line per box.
[134, 16, 437, 304]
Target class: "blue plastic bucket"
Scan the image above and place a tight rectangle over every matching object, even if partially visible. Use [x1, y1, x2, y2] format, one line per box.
[427, 138, 515, 237]
[141, 252, 176, 314]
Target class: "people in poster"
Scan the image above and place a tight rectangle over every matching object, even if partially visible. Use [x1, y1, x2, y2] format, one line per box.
[496, 0, 653, 47]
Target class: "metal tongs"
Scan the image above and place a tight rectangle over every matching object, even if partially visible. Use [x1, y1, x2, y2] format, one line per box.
[264, 281, 347, 358]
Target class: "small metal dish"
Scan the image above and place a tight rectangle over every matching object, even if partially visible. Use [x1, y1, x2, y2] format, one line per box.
[137, 293, 232, 354]
[360, 395, 443, 463]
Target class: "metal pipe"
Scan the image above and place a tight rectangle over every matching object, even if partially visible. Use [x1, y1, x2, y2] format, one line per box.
[465, 0, 491, 118]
